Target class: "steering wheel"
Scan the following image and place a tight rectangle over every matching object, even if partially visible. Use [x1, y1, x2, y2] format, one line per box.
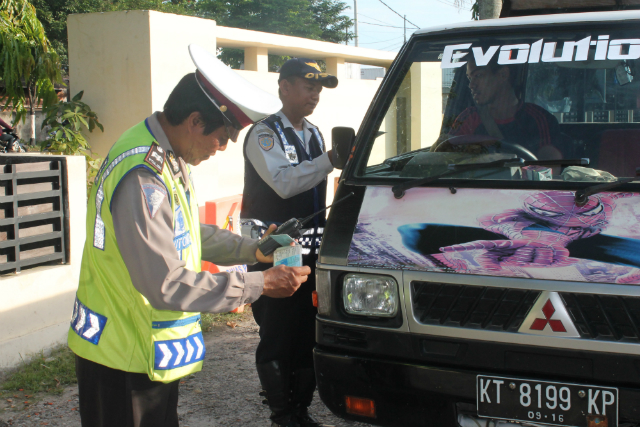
[493, 141, 538, 161]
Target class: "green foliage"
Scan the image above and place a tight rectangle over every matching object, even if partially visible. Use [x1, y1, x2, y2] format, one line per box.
[1, 345, 76, 395]
[40, 90, 104, 194]
[0, 0, 62, 124]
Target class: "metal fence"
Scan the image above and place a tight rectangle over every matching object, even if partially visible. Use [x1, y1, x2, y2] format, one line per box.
[0, 159, 67, 274]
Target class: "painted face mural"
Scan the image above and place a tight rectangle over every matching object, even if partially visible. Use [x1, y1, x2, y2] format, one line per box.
[347, 188, 640, 284]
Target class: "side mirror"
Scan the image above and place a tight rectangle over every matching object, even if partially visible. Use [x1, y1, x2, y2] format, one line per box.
[331, 126, 355, 170]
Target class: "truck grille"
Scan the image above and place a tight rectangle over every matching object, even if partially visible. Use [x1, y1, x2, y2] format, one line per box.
[412, 281, 640, 343]
[561, 293, 640, 343]
[411, 281, 540, 332]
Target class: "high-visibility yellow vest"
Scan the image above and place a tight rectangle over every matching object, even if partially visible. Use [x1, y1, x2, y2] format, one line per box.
[68, 120, 204, 383]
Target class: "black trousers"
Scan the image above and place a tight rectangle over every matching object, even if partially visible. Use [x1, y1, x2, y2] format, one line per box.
[250, 255, 317, 369]
[75, 355, 180, 427]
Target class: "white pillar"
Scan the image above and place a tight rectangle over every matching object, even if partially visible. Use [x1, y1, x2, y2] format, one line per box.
[244, 47, 269, 72]
[326, 57, 346, 80]
[410, 62, 442, 151]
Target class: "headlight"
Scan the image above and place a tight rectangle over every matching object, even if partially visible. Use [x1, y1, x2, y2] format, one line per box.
[343, 274, 399, 317]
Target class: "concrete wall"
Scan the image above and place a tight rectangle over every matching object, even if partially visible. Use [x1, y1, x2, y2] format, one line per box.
[68, 11, 218, 157]
[0, 155, 86, 368]
[68, 11, 385, 205]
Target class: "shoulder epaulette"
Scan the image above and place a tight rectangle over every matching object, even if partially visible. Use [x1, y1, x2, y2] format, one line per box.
[144, 142, 166, 174]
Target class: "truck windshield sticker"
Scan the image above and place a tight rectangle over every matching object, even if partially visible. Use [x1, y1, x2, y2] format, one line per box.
[441, 36, 640, 68]
[348, 187, 640, 284]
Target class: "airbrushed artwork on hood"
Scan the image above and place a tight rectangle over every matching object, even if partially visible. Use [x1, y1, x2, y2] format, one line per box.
[347, 187, 640, 284]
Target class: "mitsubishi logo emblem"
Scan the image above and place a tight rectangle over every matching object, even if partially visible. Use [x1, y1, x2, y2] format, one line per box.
[530, 299, 567, 333]
[518, 291, 580, 338]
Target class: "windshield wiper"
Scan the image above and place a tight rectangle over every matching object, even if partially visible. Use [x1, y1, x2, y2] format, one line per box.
[392, 158, 524, 199]
[575, 177, 638, 206]
[391, 158, 590, 199]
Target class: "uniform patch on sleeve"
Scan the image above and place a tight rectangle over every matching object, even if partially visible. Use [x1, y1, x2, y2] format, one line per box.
[141, 183, 167, 219]
[173, 204, 192, 252]
[258, 134, 275, 151]
[144, 142, 166, 173]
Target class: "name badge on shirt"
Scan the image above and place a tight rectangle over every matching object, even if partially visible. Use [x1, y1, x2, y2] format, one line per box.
[273, 122, 299, 165]
[284, 144, 299, 165]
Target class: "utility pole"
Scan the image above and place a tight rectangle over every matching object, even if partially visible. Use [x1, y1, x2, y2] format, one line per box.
[403, 15, 406, 43]
[354, 0, 359, 47]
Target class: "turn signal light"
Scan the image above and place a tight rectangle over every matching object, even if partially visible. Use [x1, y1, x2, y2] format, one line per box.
[345, 396, 376, 418]
[312, 290, 318, 307]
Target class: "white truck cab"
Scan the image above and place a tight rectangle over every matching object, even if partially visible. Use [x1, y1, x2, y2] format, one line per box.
[315, 5, 640, 427]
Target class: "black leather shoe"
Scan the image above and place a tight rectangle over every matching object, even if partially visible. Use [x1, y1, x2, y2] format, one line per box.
[270, 414, 301, 427]
[290, 368, 321, 426]
[295, 410, 322, 427]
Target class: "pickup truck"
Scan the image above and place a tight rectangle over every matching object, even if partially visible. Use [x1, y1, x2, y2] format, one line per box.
[315, 6, 640, 427]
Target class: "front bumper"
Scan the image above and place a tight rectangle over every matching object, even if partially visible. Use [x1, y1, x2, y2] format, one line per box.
[314, 346, 471, 426]
[314, 346, 640, 427]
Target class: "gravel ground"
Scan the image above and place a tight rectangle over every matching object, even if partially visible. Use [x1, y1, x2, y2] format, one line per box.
[0, 315, 372, 427]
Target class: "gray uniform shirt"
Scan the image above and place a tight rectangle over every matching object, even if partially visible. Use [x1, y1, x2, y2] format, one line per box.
[111, 112, 264, 313]
[245, 111, 333, 199]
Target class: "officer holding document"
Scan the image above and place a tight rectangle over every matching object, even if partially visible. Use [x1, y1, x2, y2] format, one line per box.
[241, 58, 338, 427]
[67, 45, 310, 427]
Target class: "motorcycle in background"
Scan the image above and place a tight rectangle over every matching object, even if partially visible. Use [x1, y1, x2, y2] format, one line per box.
[0, 117, 26, 153]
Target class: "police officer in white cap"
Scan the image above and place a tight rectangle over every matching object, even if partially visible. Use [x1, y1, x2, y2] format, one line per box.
[241, 58, 338, 427]
[68, 45, 310, 427]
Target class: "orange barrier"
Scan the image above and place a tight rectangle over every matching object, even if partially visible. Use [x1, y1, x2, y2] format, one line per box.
[200, 195, 247, 313]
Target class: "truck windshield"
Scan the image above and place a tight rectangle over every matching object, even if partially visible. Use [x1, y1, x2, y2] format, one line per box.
[358, 28, 640, 185]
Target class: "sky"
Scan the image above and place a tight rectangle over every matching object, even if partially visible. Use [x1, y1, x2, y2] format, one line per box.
[341, 0, 473, 53]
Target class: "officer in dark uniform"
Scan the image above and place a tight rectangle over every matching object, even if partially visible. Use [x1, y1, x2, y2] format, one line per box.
[241, 58, 338, 427]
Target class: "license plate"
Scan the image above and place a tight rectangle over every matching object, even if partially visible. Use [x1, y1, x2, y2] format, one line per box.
[477, 375, 618, 426]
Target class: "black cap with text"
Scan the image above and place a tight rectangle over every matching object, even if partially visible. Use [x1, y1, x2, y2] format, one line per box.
[278, 58, 339, 89]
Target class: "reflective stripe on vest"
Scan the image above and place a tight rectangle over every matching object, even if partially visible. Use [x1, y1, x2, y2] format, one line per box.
[70, 296, 107, 345]
[94, 146, 151, 250]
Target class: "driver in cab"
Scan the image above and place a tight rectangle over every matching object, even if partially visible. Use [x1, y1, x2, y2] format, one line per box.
[433, 54, 562, 161]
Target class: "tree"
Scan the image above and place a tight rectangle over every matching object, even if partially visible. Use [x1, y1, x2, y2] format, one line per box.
[0, 0, 61, 142]
[309, 0, 353, 43]
[471, 0, 502, 19]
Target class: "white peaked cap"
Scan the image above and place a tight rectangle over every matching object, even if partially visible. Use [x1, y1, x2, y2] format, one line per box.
[189, 44, 282, 129]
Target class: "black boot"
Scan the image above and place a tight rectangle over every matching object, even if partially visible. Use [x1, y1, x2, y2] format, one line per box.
[256, 361, 301, 427]
[291, 368, 322, 427]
